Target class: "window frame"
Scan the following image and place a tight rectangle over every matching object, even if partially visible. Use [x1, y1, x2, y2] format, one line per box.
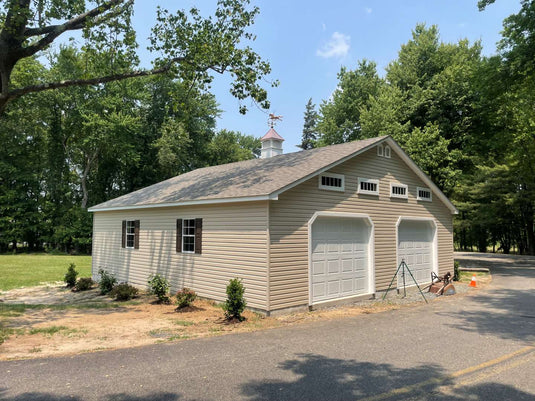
[358, 177, 380, 196]
[125, 220, 136, 249]
[182, 218, 196, 254]
[416, 187, 433, 202]
[377, 144, 384, 157]
[318, 173, 345, 192]
[384, 145, 391, 158]
[390, 183, 408, 199]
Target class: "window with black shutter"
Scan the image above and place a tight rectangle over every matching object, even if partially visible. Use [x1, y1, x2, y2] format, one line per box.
[122, 220, 139, 249]
[177, 218, 203, 254]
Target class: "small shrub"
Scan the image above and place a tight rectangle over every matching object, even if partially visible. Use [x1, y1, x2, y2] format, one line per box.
[75, 277, 94, 292]
[148, 274, 170, 303]
[453, 261, 460, 281]
[64, 263, 78, 288]
[175, 288, 197, 309]
[98, 268, 117, 295]
[222, 278, 246, 322]
[109, 283, 138, 301]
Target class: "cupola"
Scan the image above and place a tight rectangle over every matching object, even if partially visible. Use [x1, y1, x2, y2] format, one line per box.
[260, 114, 284, 159]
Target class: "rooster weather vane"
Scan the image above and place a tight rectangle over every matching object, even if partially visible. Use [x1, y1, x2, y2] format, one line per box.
[268, 113, 283, 128]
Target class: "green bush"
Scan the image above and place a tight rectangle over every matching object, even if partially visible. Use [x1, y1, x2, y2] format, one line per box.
[75, 277, 94, 291]
[64, 263, 78, 288]
[175, 288, 197, 309]
[109, 283, 138, 301]
[148, 274, 170, 303]
[453, 261, 460, 281]
[98, 268, 117, 295]
[222, 278, 246, 322]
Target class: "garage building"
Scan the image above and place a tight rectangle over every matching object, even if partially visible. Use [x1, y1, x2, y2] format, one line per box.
[89, 133, 457, 314]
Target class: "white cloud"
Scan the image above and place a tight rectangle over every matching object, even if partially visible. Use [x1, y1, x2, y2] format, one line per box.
[321, 22, 326, 32]
[316, 32, 350, 59]
[365, 7, 372, 14]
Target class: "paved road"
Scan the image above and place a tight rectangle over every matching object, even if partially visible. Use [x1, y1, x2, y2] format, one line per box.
[1, 253, 534, 400]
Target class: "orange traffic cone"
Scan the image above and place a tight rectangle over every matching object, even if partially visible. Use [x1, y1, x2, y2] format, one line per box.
[469, 274, 477, 287]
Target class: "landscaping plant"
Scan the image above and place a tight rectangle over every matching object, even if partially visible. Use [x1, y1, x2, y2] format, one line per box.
[98, 268, 117, 295]
[223, 278, 247, 322]
[148, 274, 170, 304]
[64, 263, 78, 288]
[75, 277, 94, 291]
[175, 288, 197, 309]
[109, 283, 138, 301]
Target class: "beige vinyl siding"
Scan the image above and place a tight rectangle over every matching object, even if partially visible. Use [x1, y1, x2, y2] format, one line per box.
[269, 147, 454, 311]
[92, 201, 269, 310]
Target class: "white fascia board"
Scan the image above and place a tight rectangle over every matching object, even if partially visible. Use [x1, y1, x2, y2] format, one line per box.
[88, 194, 277, 212]
[270, 137, 387, 199]
[385, 137, 458, 215]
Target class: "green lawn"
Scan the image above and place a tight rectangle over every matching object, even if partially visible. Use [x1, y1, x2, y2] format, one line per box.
[0, 254, 92, 291]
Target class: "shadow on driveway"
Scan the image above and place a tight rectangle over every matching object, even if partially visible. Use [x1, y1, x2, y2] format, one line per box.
[240, 353, 533, 401]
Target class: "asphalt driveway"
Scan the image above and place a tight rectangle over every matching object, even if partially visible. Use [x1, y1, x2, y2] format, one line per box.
[1, 252, 534, 400]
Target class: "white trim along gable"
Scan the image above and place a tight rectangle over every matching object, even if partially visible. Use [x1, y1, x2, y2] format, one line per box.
[307, 211, 376, 306]
[385, 138, 458, 214]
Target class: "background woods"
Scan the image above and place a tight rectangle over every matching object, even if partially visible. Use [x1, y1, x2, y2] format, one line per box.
[306, 0, 535, 255]
[1, 0, 534, 255]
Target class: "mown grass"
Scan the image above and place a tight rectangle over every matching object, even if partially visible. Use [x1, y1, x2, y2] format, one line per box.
[0, 253, 91, 290]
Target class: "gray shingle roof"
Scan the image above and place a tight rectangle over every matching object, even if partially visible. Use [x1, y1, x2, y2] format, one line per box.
[89, 136, 387, 211]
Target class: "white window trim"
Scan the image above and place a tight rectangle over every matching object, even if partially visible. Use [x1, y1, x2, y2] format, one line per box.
[417, 187, 432, 202]
[390, 183, 408, 199]
[384, 145, 391, 158]
[358, 177, 380, 196]
[125, 220, 136, 249]
[182, 218, 196, 254]
[377, 144, 384, 157]
[318, 173, 345, 192]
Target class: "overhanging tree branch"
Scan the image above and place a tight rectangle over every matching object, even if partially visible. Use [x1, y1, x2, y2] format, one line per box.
[22, 0, 126, 57]
[2, 56, 189, 105]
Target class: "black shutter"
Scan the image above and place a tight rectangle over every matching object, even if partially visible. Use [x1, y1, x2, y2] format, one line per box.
[134, 220, 140, 249]
[176, 219, 182, 253]
[194, 218, 203, 254]
[121, 220, 126, 248]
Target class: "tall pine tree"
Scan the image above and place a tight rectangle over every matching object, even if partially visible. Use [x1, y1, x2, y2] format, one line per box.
[299, 98, 318, 150]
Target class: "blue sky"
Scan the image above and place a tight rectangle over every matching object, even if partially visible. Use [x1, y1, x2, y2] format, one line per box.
[130, 0, 520, 152]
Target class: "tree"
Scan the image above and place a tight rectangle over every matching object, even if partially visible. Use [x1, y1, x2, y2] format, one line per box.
[298, 98, 318, 150]
[206, 129, 260, 165]
[0, 0, 276, 114]
[316, 60, 383, 145]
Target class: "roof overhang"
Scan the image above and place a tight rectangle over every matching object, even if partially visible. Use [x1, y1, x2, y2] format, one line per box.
[87, 194, 278, 212]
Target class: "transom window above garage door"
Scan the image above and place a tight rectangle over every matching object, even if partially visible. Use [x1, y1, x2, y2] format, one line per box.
[358, 178, 379, 195]
[319, 173, 345, 192]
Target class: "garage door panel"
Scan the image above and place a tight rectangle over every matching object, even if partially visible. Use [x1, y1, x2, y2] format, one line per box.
[328, 260, 339, 274]
[311, 216, 371, 303]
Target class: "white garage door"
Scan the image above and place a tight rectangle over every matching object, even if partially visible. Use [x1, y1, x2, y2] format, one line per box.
[397, 220, 435, 286]
[311, 217, 371, 304]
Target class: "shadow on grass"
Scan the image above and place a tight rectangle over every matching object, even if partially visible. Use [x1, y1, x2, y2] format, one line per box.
[240, 353, 534, 401]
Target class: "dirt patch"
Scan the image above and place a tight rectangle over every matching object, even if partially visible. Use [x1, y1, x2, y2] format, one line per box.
[0, 280, 487, 361]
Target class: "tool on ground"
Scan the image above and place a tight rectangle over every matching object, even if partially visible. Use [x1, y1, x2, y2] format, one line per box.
[469, 274, 477, 287]
[382, 259, 428, 303]
[424, 271, 456, 296]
